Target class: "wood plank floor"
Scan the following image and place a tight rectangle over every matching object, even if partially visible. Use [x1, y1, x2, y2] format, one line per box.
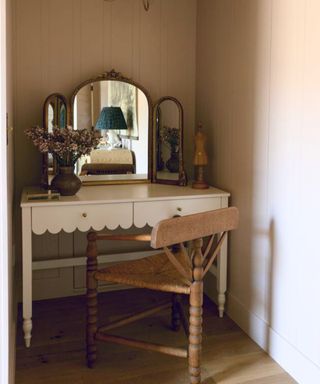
[16, 289, 296, 384]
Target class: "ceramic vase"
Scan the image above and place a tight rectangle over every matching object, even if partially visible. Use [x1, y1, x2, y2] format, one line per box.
[51, 166, 81, 196]
[166, 147, 179, 173]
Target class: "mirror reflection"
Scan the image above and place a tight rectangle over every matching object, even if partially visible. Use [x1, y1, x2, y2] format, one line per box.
[73, 80, 149, 181]
[47, 98, 67, 132]
[44, 94, 67, 183]
[155, 99, 181, 182]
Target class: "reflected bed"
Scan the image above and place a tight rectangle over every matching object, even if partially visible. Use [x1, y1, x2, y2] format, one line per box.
[80, 148, 136, 175]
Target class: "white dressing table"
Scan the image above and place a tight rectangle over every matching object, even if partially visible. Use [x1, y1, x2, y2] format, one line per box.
[21, 184, 230, 347]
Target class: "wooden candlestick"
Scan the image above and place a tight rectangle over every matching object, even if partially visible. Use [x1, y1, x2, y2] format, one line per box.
[192, 124, 209, 189]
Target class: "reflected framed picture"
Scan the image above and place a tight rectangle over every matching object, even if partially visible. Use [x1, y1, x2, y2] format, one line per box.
[107, 81, 139, 140]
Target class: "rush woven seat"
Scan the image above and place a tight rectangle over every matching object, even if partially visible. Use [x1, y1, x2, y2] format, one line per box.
[86, 207, 239, 384]
[96, 251, 192, 294]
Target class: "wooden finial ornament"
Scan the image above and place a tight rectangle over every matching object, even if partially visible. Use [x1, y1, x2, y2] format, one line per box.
[192, 123, 209, 189]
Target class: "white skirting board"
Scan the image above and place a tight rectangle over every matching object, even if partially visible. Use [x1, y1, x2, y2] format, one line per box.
[227, 292, 320, 384]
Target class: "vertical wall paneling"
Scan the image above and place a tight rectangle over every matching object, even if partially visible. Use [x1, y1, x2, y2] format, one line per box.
[131, 1, 140, 82]
[47, 1, 74, 94]
[40, 1, 49, 95]
[15, 0, 43, 189]
[267, 0, 305, 347]
[110, 0, 134, 76]
[139, 0, 162, 97]
[80, 0, 104, 80]
[197, 0, 320, 382]
[166, 0, 196, 175]
[159, 0, 168, 96]
[14, 0, 197, 300]
[5, 0, 15, 381]
[291, 0, 320, 369]
[72, 0, 82, 85]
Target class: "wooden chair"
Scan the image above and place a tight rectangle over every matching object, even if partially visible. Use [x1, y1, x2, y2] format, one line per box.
[86, 207, 239, 384]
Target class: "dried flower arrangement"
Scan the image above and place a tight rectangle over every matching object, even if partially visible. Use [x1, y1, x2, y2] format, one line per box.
[160, 126, 180, 148]
[25, 126, 100, 167]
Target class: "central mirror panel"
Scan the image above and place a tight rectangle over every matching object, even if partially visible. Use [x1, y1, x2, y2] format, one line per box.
[72, 77, 150, 184]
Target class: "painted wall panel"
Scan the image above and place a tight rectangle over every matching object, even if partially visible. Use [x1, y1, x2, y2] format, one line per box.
[197, 0, 320, 381]
[13, 0, 196, 299]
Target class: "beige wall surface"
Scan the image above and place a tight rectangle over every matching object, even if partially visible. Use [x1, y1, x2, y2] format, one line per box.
[13, 0, 196, 298]
[197, 0, 320, 382]
[14, 0, 196, 194]
[6, 0, 15, 381]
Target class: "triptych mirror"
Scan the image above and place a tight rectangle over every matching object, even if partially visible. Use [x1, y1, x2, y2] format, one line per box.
[41, 69, 186, 187]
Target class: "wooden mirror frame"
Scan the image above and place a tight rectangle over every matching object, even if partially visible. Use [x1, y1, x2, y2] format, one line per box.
[41, 70, 187, 188]
[70, 69, 153, 186]
[41, 93, 69, 188]
[152, 96, 187, 186]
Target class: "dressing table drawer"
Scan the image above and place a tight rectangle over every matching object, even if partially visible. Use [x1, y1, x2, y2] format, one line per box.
[134, 197, 221, 227]
[32, 203, 133, 234]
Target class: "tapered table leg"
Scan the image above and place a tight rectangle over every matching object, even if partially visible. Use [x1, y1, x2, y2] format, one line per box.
[217, 232, 228, 318]
[22, 207, 32, 347]
[86, 232, 98, 368]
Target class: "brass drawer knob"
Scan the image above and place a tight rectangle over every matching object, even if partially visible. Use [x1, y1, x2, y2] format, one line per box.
[177, 207, 182, 212]
[82, 213, 87, 218]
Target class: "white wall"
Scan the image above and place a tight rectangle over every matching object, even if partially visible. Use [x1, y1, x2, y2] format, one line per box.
[6, 0, 15, 381]
[1, 0, 15, 382]
[0, 0, 9, 381]
[14, 0, 196, 195]
[13, 0, 197, 299]
[197, 1, 320, 382]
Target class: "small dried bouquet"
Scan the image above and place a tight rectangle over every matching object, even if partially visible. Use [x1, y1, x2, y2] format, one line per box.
[25, 126, 100, 167]
[160, 126, 180, 150]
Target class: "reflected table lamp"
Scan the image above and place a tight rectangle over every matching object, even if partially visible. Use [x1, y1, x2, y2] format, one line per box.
[95, 106, 127, 147]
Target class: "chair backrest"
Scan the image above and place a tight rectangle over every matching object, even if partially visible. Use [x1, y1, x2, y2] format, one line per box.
[150, 207, 239, 249]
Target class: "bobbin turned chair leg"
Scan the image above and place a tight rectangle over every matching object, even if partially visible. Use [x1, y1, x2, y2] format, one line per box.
[171, 293, 181, 332]
[188, 238, 204, 384]
[86, 232, 98, 368]
[83, 208, 239, 383]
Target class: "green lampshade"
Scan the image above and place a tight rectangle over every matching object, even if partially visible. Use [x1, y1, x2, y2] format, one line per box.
[95, 106, 127, 130]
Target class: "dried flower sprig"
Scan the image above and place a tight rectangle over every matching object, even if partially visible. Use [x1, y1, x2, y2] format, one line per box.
[160, 126, 180, 147]
[25, 126, 100, 166]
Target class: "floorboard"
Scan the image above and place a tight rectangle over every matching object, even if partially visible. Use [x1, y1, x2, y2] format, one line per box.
[15, 289, 296, 384]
